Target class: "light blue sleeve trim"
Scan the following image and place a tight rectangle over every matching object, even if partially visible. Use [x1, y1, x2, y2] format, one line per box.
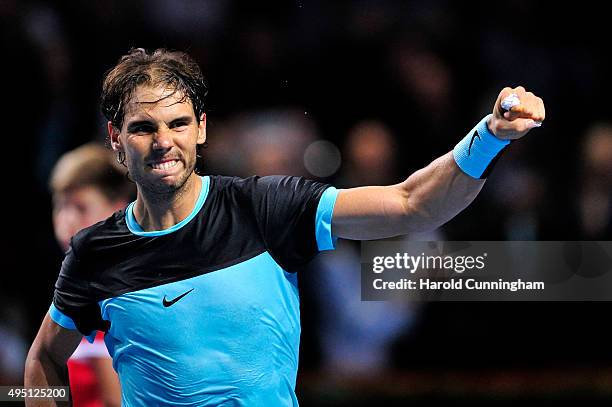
[49, 303, 98, 343]
[126, 176, 210, 236]
[452, 114, 510, 179]
[49, 303, 76, 330]
[315, 186, 339, 251]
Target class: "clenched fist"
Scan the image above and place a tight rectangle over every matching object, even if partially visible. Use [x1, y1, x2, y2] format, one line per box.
[488, 86, 545, 140]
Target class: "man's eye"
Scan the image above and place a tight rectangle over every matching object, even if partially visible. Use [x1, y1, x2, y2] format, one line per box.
[171, 122, 188, 130]
[131, 126, 154, 133]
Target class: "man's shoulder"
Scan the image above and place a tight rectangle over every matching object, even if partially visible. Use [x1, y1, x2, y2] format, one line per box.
[70, 209, 129, 254]
[209, 174, 313, 194]
[207, 174, 260, 199]
[207, 174, 242, 190]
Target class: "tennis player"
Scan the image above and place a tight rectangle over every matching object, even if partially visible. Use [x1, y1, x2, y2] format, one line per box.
[25, 48, 544, 406]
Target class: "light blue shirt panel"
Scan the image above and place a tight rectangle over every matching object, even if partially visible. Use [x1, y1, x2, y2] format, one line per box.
[99, 252, 300, 406]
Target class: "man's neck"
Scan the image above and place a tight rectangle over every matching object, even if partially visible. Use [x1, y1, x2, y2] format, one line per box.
[133, 174, 202, 231]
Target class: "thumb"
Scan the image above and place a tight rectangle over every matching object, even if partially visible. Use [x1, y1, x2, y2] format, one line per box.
[497, 91, 520, 117]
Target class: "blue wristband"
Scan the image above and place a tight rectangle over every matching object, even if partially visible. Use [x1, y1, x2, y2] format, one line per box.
[452, 114, 510, 179]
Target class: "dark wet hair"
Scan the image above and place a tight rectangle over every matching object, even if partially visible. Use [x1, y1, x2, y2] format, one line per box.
[101, 48, 209, 174]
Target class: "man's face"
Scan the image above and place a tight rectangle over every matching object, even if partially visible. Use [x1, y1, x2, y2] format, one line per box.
[110, 85, 206, 195]
[53, 186, 126, 251]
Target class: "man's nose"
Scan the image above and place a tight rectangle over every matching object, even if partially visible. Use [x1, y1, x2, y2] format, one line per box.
[152, 127, 174, 150]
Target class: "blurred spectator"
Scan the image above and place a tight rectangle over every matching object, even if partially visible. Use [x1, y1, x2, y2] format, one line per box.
[577, 123, 612, 239]
[49, 143, 135, 407]
[391, 39, 452, 117]
[339, 120, 398, 186]
[50, 143, 135, 250]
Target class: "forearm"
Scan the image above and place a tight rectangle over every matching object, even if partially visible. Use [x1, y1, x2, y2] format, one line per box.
[24, 314, 81, 407]
[24, 350, 70, 406]
[25, 348, 68, 386]
[397, 151, 485, 232]
[332, 151, 484, 240]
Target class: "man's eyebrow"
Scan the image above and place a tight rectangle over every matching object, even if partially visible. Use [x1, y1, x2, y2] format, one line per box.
[169, 116, 194, 124]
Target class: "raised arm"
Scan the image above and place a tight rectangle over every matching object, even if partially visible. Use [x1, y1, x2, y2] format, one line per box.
[25, 313, 83, 407]
[332, 86, 545, 240]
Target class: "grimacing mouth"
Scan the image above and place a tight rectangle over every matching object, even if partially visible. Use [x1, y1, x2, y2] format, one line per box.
[147, 158, 180, 170]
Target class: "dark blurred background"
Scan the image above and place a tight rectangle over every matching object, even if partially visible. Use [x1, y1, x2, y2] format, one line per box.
[2, 0, 612, 405]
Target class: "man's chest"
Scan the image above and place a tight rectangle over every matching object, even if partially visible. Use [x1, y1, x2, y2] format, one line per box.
[98, 251, 301, 359]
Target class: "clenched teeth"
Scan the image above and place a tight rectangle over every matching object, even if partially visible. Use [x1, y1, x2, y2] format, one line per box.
[150, 160, 179, 170]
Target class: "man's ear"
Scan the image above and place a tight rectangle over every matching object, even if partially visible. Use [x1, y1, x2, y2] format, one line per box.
[108, 121, 123, 151]
[197, 113, 207, 145]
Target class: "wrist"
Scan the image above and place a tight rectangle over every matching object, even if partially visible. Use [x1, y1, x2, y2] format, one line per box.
[486, 115, 508, 141]
[452, 114, 511, 179]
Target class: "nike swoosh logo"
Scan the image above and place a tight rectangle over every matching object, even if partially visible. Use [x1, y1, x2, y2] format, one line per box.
[468, 130, 481, 156]
[163, 288, 194, 307]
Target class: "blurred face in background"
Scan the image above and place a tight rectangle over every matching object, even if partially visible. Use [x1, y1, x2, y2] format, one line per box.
[53, 186, 126, 251]
[583, 126, 612, 183]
